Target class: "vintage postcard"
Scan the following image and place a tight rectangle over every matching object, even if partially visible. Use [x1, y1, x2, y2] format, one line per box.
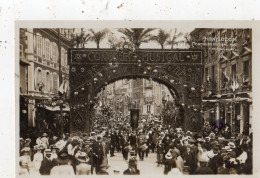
[16, 21, 256, 177]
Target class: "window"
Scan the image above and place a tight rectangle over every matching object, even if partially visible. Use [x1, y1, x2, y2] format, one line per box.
[211, 65, 215, 90]
[42, 70, 46, 91]
[243, 60, 250, 84]
[45, 39, 50, 60]
[221, 68, 228, 89]
[52, 43, 58, 63]
[205, 67, 209, 82]
[231, 64, 236, 79]
[53, 73, 59, 94]
[212, 65, 215, 82]
[46, 71, 51, 92]
[20, 44, 24, 58]
[36, 33, 42, 56]
[147, 105, 151, 113]
[35, 68, 43, 91]
[61, 48, 66, 66]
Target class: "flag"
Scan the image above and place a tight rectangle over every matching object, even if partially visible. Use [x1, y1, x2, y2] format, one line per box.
[231, 74, 239, 92]
[58, 81, 65, 95]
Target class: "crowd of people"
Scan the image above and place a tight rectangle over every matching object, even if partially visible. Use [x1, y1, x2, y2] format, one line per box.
[19, 115, 253, 176]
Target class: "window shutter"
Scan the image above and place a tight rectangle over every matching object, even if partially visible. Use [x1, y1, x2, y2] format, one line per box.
[42, 38, 45, 58]
[33, 34, 37, 54]
[50, 42, 53, 61]
[34, 68, 38, 91]
[50, 73, 53, 92]
[42, 70, 46, 91]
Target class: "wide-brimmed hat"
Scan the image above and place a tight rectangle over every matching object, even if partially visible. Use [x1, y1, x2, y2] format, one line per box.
[21, 147, 30, 153]
[45, 149, 52, 154]
[34, 145, 44, 150]
[197, 138, 205, 143]
[128, 158, 137, 166]
[165, 152, 173, 159]
[228, 142, 236, 148]
[42, 133, 48, 137]
[56, 150, 70, 164]
[205, 137, 211, 141]
[25, 138, 31, 143]
[75, 151, 88, 163]
[188, 139, 196, 144]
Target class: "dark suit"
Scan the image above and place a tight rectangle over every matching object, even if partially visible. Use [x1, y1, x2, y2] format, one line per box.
[110, 133, 116, 156]
[123, 168, 140, 175]
[92, 142, 104, 174]
[121, 137, 129, 160]
[39, 157, 54, 175]
[184, 151, 196, 174]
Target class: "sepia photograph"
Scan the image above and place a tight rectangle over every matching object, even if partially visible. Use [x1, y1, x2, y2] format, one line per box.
[18, 25, 253, 176]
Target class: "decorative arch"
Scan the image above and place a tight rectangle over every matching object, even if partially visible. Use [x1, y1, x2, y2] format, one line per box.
[68, 48, 204, 135]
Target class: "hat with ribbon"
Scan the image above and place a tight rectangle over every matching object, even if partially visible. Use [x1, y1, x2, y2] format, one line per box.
[75, 151, 89, 163]
[45, 149, 52, 154]
[165, 152, 173, 159]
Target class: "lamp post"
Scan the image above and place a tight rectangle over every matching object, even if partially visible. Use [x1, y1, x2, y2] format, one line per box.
[58, 28, 64, 139]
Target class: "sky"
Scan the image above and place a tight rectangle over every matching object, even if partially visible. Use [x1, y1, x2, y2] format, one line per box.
[74, 27, 195, 49]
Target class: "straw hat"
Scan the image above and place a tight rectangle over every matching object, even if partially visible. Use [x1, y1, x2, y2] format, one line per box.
[56, 150, 70, 164]
[228, 142, 236, 149]
[34, 145, 44, 150]
[45, 149, 52, 155]
[21, 147, 30, 153]
[42, 133, 48, 137]
[75, 151, 88, 163]
[25, 138, 31, 143]
[165, 152, 173, 160]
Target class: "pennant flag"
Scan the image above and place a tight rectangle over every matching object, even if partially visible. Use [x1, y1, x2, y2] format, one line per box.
[58, 81, 65, 95]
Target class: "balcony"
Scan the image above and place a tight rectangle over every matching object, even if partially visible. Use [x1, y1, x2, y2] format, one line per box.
[144, 96, 153, 103]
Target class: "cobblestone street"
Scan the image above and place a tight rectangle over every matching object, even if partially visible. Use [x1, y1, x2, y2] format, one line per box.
[106, 152, 188, 175]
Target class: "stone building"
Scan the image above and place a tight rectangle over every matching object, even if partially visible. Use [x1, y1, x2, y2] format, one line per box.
[190, 28, 252, 134]
[19, 28, 73, 133]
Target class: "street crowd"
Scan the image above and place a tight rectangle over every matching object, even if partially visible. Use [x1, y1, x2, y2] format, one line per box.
[19, 115, 253, 176]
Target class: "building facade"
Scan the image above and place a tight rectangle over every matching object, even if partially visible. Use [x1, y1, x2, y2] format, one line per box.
[19, 28, 73, 133]
[97, 78, 173, 116]
[190, 28, 252, 134]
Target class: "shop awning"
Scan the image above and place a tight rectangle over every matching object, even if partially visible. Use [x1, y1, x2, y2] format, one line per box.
[45, 105, 70, 112]
[203, 98, 252, 103]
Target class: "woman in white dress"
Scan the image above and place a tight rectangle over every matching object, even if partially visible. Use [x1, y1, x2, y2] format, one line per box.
[33, 145, 44, 172]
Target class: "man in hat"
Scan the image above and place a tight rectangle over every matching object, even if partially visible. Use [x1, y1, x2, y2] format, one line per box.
[110, 130, 116, 157]
[39, 149, 55, 175]
[164, 151, 175, 174]
[129, 131, 137, 151]
[123, 157, 140, 175]
[92, 136, 104, 174]
[137, 135, 146, 161]
[75, 151, 91, 175]
[67, 138, 79, 156]
[50, 150, 75, 175]
[183, 146, 197, 174]
[121, 133, 130, 160]
[41, 133, 49, 149]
